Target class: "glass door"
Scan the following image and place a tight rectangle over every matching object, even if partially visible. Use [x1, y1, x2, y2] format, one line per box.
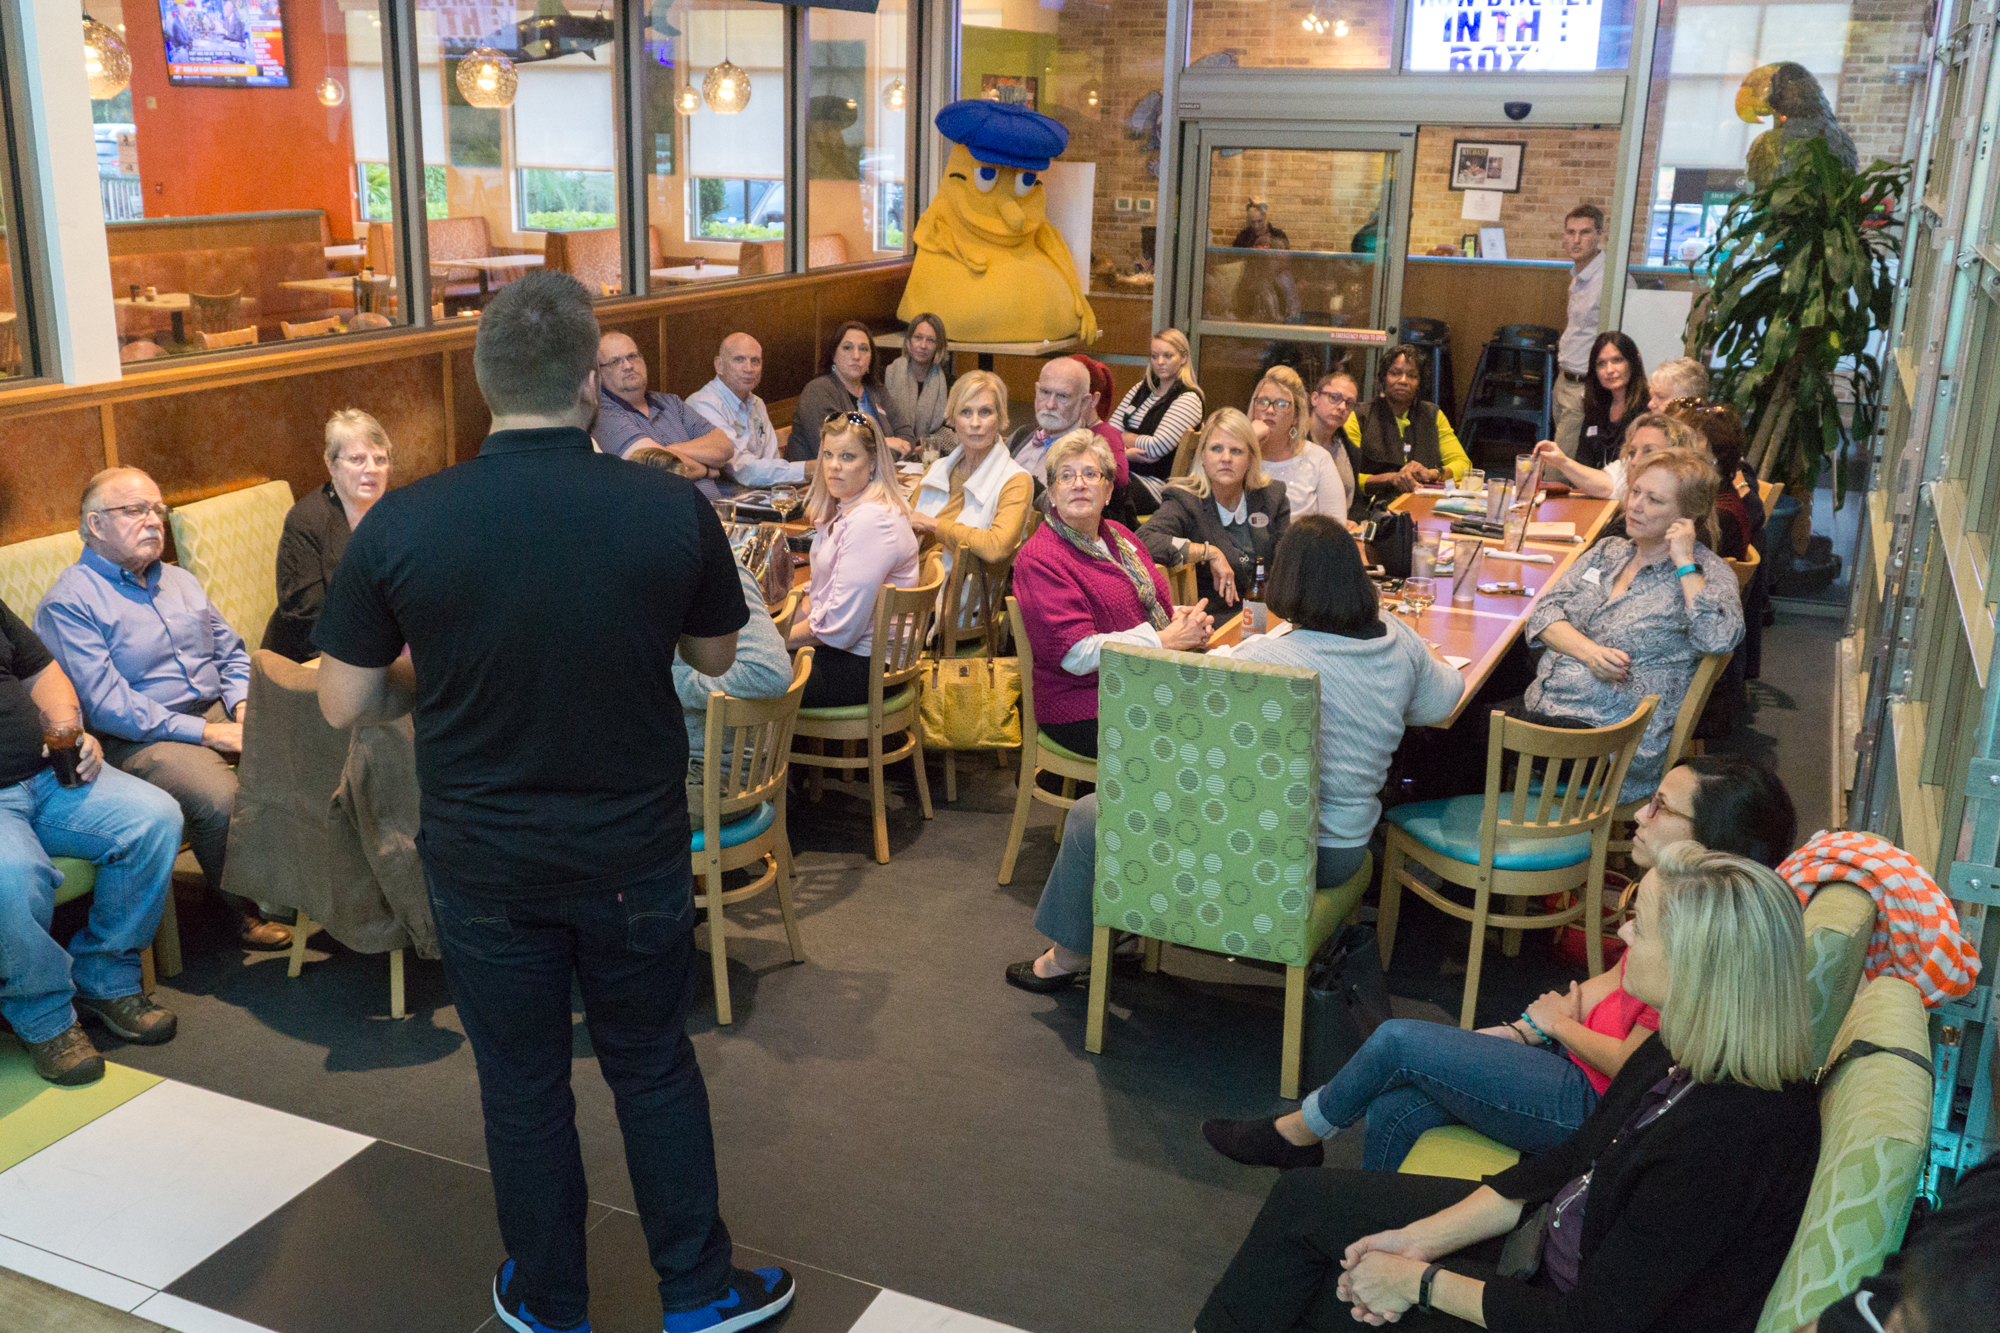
[1170, 126, 1412, 409]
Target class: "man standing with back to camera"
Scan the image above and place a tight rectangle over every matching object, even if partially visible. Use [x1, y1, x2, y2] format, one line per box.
[314, 269, 791, 1333]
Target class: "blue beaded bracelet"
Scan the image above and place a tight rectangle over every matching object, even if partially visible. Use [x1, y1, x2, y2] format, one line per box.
[1675, 562, 1700, 579]
[1520, 1013, 1554, 1046]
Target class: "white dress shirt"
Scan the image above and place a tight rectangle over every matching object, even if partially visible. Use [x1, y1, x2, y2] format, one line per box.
[687, 376, 803, 487]
[1559, 251, 1605, 375]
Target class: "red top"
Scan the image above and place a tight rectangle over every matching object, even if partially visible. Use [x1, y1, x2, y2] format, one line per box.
[1571, 957, 1661, 1096]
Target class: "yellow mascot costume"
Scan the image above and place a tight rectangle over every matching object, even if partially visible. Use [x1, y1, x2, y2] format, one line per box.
[898, 99, 1098, 345]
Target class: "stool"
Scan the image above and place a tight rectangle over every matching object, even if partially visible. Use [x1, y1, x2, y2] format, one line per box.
[1398, 317, 1455, 422]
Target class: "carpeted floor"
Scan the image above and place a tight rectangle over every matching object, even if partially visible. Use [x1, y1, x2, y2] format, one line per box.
[88, 614, 1837, 1333]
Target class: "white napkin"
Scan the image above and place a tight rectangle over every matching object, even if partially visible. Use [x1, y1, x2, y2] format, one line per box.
[1444, 655, 1472, 670]
[1483, 549, 1555, 565]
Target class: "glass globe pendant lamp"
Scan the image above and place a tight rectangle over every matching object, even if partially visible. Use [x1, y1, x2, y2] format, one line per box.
[457, 47, 519, 109]
[82, 12, 131, 100]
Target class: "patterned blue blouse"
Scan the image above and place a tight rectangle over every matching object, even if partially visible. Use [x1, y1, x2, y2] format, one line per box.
[1525, 538, 1744, 799]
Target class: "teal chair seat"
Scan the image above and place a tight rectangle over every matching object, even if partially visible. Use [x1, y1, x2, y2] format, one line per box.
[795, 684, 917, 722]
[51, 857, 97, 906]
[1035, 729, 1091, 766]
[688, 801, 777, 853]
[1385, 796, 1596, 871]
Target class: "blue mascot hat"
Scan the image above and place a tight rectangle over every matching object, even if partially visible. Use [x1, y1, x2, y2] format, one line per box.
[935, 99, 1069, 172]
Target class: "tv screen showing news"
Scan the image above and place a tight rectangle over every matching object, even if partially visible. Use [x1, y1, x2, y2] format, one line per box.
[160, 0, 291, 88]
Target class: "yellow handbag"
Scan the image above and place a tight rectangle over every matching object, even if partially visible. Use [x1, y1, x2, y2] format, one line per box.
[919, 653, 1022, 751]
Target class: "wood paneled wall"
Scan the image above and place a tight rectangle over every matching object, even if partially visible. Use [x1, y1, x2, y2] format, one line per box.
[1400, 258, 1574, 412]
[0, 263, 911, 546]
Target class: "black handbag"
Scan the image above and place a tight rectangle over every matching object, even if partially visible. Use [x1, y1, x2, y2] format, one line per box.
[1299, 923, 1394, 1091]
[1363, 509, 1418, 579]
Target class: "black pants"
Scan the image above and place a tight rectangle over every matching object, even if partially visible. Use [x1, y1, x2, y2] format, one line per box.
[1038, 716, 1099, 759]
[427, 869, 733, 1324]
[800, 645, 873, 710]
[1197, 1169, 1513, 1332]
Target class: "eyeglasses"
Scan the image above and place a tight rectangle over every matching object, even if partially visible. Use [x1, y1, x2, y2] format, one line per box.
[1053, 467, 1107, 485]
[94, 501, 169, 522]
[598, 353, 643, 371]
[1640, 789, 1694, 823]
[1314, 391, 1356, 408]
[1251, 397, 1293, 412]
[335, 453, 390, 469]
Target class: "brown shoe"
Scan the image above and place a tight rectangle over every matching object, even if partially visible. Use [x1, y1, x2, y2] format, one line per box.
[74, 992, 178, 1045]
[239, 916, 293, 950]
[27, 1023, 105, 1086]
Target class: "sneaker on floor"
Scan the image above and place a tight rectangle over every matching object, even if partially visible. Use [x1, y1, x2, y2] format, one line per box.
[493, 1259, 591, 1333]
[663, 1266, 795, 1332]
[26, 1023, 105, 1086]
[74, 992, 178, 1045]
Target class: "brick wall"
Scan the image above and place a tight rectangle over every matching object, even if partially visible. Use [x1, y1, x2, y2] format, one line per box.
[1410, 125, 1621, 260]
[1205, 149, 1386, 252]
[1186, 0, 1393, 70]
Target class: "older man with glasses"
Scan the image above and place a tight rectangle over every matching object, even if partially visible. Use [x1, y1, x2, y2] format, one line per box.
[34, 468, 291, 951]
[592, 332, 735, 480]
[1006, 358, 1129, 490]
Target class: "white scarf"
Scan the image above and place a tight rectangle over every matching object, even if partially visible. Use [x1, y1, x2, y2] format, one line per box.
[915, 440, 1027, 596]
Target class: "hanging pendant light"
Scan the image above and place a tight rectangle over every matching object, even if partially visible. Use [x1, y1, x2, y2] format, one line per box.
[457, 47, 519, 109]
[676, 85, 701, 115]
[702, 12, 749, 114]
[882, 78, 907, 111]
[82, 12, 131, 100]
[316, 75, 347, 107]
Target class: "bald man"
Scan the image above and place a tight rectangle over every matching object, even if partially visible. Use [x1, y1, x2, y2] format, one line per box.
[687, 333, 810, 488]
[1007, 357, 1129, 488]
[593, 333, 734, 478]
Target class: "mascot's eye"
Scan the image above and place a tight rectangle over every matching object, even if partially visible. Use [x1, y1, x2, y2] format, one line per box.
[1015, 171, 1038, 196]
[974, 166, 999, 192]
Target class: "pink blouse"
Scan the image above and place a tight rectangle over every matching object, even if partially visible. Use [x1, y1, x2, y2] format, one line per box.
[806, 498, 920, 656]
[1570, 956, 1662, 1096]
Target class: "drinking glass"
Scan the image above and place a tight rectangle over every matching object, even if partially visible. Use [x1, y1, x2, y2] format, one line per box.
[1402, 577, 1436, 616]
[712, 499, 737, 528]
[770, 486, 802, 523]
[1514, 454, 1534, 490]
[1463, 468, 1486, 494]
[42, 705, 84, 788]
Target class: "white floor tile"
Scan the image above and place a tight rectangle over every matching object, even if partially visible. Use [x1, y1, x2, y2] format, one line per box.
[0, 1232, 155, 1310]
[850, 1289, 1035, 1333]
[0, 1080, 369, 1288]
[131, 1292, 281, 1333]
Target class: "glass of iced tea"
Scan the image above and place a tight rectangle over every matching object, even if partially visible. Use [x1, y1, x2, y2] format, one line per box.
[43, 705, 84, 788]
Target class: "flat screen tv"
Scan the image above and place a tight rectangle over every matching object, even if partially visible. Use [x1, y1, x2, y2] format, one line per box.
[160, 0, 291, 89]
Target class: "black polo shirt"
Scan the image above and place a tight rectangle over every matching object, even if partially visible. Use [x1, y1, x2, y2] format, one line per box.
[0, 598, 56, 788]
[313, 426, 749, 898]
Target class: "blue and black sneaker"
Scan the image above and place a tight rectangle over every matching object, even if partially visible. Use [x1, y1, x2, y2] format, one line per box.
[494, 1259, 593, 1333]
[662, 1265, 795, 1332]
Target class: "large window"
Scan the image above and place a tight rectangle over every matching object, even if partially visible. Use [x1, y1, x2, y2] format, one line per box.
[1188, 0, 1395, 70]
[1403, 0, 1638, 71]
[1, 36, 22, 380]
[805, 1, 907, 269]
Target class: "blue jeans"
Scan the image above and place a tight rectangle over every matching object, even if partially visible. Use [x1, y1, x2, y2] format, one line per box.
[1299, 1018, 1599, 1171]
[427, 869, 732, 1327]
[0, 767, 183, 1044]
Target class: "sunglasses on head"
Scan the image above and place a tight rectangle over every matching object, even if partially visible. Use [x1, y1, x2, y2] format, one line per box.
[823, 410, 876, 431]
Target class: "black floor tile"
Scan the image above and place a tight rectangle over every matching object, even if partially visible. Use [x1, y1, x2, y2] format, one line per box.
[582, 1212, 881, 1333]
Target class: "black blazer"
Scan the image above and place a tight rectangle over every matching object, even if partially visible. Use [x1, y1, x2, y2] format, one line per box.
[1135, 482, 1289, 610]
[261, 481, 351, 662]
[1478, 1035, 1821, 1333]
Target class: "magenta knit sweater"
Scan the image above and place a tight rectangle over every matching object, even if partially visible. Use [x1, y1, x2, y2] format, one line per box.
[1013, 520, 1173, 726]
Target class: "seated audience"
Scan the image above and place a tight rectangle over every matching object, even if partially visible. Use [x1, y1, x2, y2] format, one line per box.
[1521, 448, 1745, 800]
[1072, 354, 1117, 428]
[1346, 342, 1471, 497]
[1812, 1152, 1998, 1333]
[592, 332, 734, 477]
[674, 560, 793, 763]
[1304, 370, 1362, 509]
[788, 321, 913, 462]
[1138, 408, 1290, 612]
[1197, 843, 1820, 1333]
[36, 468, 292, 950]
[1533, 411, 1701, 501]
[1010, 429, 1210, 766]
[1205, 754, 1798, 1171]
[911, 371, 1033, 590]
[1114, 329, 1205, 510]
[262, 408, 392, 663]
[688, 333, 809, 488]
[1, 596, 182, 1085]
[881, 312, 955, 457]
[1008, 517, 1454, 991]
[1648, 355, 1709, 412]
[1250, 366, 1348, 520]
[1009, 359, 1129, 489]
[1664, 399, 1762, 554]
[1578, 331, 1647, 469]
[786, 413, 920, 709]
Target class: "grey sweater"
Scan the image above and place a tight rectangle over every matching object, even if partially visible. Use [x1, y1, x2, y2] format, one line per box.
[676, 562, 794, 759]
[1231, 616, 1463, 847]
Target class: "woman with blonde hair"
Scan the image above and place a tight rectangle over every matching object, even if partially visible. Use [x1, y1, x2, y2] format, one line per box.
[1201, 841, 1818, 1332]
[1137, 407, 1290, 610]
[787, 412, 919, 709]
[262, 408, 394, 661]
[1114, 328, 1206, 509]
[910, 369, 1033, 587]
[1250, 365, 1347, 520]
[1532, 411, 1702, 502]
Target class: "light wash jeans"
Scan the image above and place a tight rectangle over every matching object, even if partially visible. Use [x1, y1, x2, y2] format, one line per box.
[1299, 1017, 1599, 1171]
[0, 766, 183, 1044]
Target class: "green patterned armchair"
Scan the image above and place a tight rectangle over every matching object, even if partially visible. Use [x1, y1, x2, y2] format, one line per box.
[1084, 645, 1372, 1099]
[1755, 976, 1932, 1333]
[0, 529, 85, 618]
[1802, 882, 1875, 1067]
[167, 479, 294, 649]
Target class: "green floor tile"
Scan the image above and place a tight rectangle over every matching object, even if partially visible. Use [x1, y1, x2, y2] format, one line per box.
[0, 1042, 163, 1174]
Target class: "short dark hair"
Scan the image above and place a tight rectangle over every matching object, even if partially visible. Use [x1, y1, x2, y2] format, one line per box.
[1264, 516, 1378, 635]
[473, 269, 599, 417]
[1680, 755, 1797, 868]
[823, 320, 879, 387]
[1377, 343, 1424, 392]
[1567, 203, 1605, 230]
[1665, 399, 1748, 479]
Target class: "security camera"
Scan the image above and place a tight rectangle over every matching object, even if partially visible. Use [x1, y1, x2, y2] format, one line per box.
[1504, 101, 1531, 121]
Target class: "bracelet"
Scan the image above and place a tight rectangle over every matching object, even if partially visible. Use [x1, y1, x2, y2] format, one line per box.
[1419, 1263, 1443, 1312]
[1674, 562, 1700, 579]
[1520, 1013, 1553, 1046]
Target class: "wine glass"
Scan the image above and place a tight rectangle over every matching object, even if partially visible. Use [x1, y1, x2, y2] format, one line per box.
[769, 485, 802, 524]
[1401, 577, 1436, 617]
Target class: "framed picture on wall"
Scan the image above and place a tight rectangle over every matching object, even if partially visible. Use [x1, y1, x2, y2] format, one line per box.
[1449, 141, 1526, 193]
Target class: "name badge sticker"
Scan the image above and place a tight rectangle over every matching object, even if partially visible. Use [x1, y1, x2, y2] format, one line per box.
[1584, 567, 1603, 585]
[1249, 512, 1270, 529]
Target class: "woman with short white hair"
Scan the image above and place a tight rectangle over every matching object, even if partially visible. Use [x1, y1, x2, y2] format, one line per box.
[262, 408, 394, 662]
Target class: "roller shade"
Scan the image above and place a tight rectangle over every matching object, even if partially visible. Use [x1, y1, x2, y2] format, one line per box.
[513, 60, 617, 169]
[351, 65, 446, 163]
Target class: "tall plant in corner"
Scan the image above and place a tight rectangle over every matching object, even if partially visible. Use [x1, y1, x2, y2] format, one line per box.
[1687, 140, 1908, 502]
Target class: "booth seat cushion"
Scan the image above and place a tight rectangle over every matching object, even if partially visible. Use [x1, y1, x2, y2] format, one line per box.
[1398, 1124, 1522, 1180]
[798, 684, 918, 722]
[51, 857, 97, 908]
[1385, 795, 1596, 871]
[167, 480, 295, 647]
[689, 801, 777, 853]
[0, 530, 85, 616]
[1802, 882, 1875, 1067]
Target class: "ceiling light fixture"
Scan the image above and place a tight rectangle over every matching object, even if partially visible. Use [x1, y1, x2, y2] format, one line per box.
[457, 47, 519, 109]
[883, 78, 907, 111]
[677, 85, 701, 115]
[702, 12, 749, 114]
[316, 75, 347, 107]
[82, 11, 131, 100]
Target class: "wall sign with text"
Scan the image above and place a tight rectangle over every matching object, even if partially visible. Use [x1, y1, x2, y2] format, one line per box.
[1406, 0, 1606, 73]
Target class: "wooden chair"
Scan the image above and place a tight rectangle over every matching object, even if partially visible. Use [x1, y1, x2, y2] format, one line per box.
[49, 860, 180, 995]
[791, 577, 942, 864]
[1380, 696, 1659, 1028]
[1758, 479, 1784, 512]
[1165, 559, 1198, 606]
[1725, 543, 1760, 590]
[280, 316, 342, 340]
[997, 595, 1098, 884]
[933, 553, 1012, 803]
[1608, 651, 1733, 858]
[692, 650, 814, 1025]
[770, 587, 804, 641]
[196, 326, 257, 349]
[187, 289, 242, 339]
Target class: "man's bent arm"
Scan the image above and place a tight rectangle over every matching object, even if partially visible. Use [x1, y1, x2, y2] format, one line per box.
[318, 653, 417, 729]
[678, 632, 738, 678]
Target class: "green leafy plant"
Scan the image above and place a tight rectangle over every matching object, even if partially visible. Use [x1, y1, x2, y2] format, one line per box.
[696, 220, 785, 240]
[1688, 139, 1909, 501]
[524, 209, 618, 231]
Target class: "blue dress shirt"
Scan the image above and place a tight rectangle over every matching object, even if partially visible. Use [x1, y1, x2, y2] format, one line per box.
[34, 546, 251, 745]
[595, 387, 718, 460]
